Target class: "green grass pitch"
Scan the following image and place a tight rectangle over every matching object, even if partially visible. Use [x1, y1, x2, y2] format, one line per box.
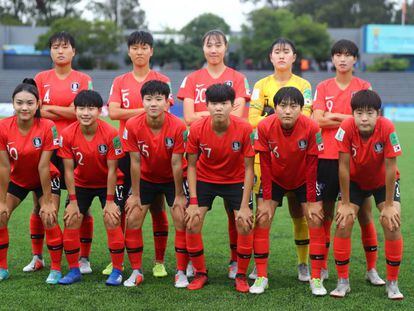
[0, 121, 412, 310]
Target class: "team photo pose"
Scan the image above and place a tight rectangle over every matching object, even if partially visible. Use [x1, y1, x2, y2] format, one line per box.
[57, 90, 125, 286]
[331, 90, 403, 300]
[123, 80, 188, 288]
[0, 79, 63, 284]
[185, 83, 255, 290]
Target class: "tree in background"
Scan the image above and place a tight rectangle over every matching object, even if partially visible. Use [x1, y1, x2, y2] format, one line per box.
[0, 0, 26, 25]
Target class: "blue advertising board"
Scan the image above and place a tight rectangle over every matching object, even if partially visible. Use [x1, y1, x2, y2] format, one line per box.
[364, 24, 414, 55]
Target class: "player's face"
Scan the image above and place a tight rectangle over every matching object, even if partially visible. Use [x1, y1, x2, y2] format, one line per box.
[275, 99, 302, 129]
[353, 107, 379, 136]
[128, 43, 153, 67]
[143, 94, 168, 118]
[13, 91, 39, 122]
[76, 106, 101, 127]
[50, 40, 75, 66]
[203, 35, 227, 66]
[269, 43, 296, 72]
[332, 52, 356, 73]
[207, 100, 233, 122]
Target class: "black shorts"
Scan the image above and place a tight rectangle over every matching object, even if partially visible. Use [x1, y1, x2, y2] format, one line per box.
[53, 151, 66, 189]
[8, 177, 61, 201]
[65, 185, 125, 215]
[256, 186, 283, 207]
[118, 153, 131, 187]
[350, 180, 401, 207]
[271, 182, 307, 204]
[140, 179, 189, 206]
[197, 181, 252, 211]
[316, 159, 339, 202]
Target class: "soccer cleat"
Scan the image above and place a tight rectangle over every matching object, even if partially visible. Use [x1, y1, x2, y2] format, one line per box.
[386, 280, 404, 300]
[249, 276, 269, 294]
[187, 272, 208, 290]
[102, 262, 113, 275]
[106, 268, 123, 286]
[248, 265, 257, 280]
[186, 261, 194, 278]
[330, 278, 351, 298]
[153, 262, 168, 278]
[228, 260, 237, 279]
[310, 278, 327, 296]
[297, 263, 310, 282]
[23, 255, 45, 272]
[123, 269, 144, 287]
[321, 268, 329, 281]
[235, 274, 250, 293]
[0, 269, 9, 281]
[46, 270, 62, 285]
[58, 268, 81, 285]
[79, 257, 92, 274]
[174, 270, 189, 288]
[365, 268, 385, 286]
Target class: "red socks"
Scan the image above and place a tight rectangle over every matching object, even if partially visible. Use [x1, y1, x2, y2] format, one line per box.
[150, 210, 168, 263]
[186, 232, 206, 274]
[360, 222, 378, 271]
[80, 215, 94, 258]
[309, 226, 326, 279]
[236, 232, 253, 275]
[29, 214, 44, 256]
[322, 219, 332, 270]
[385, 238, 403, 281]
[106, 226, 125, 271]
[228, 215, 238, 262]
[125, 228, 143, 270]
[175, 230, 189, 271]
[63, 228, 80, 269]
[0, 227, 9, 269]
[45, 225, 63, 271]
[253, 227, 270, 278]
[333, 236, 351, 279]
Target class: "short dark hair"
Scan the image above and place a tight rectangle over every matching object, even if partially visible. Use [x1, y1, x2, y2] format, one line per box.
[331, 39, 359, 58]
[12, 78, 41, 118]
[273, 87, 304, 108]
[269, 37, 297, 55]
[202, 29, 228, 46]
[351, 89, 381, 111]
[74, 90, 103, 108]
[48, 31, 75, 49]
[140, 80, 170, 99]
[127, 31, 153, 48]
[205, 83, 235, 104]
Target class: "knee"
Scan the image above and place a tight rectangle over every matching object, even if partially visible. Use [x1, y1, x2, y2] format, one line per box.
[236, 222, 251, 235]
[64, 217, 82, 230]
[0, 214, 9, 228]
[126, 209, 141, 229]
[255, 214, 271, 228]
[104, 214, 120, 229]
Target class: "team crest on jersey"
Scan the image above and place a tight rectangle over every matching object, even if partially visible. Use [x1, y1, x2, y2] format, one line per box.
[98, 144, 108, 155]
[224, 80, 233, 87]
[316, 132, 324, 151]
[389, 132, 401, 153]
[113, 136, 122, 155]
[32, 137, 42, 148]
[71, 82, 80, 92]
[165, 137, 174, 149]
[374, 142, 384, 153]
[298, 139, 308, 150]
[232, 141, 241, 152]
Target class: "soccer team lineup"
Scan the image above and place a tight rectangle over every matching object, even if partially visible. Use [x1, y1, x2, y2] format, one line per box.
[0, 29, 405, 300]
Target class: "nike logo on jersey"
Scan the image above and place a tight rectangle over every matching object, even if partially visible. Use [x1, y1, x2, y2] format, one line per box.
[43, 84, 50, 88]
[196, 84, 205, 88]
[325, 96, 334, 100]
[71, 147, 79, 150]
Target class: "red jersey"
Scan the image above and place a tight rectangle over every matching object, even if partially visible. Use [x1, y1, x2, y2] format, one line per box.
[255, 114, 322, 190]
[58, 119, 124, 188]
[35, 69, 92, 134]
[335, 117, 401, 190]
[177, 67, 251, 118]
[0, 116, 60, 189]
[186, 115, 255, 184]
[123, 112, 186, 183]
[313, 77, 371, 159]
[108, 70, 174, 137]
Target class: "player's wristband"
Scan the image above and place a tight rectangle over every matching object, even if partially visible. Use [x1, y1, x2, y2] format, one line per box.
[189, 197, 198, 205]
[106, 194, 114, 202]
[69, 194, 77, 201]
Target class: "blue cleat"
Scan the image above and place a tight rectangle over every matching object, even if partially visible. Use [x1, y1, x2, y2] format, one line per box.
[0, 268, 9, 281]
[58, 268, 81, 285]
[105, 268, 123, 286]
[46, 270, 62, 285]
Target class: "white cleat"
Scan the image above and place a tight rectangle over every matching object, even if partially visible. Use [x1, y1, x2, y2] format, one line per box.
[174, 270, 189, 288]
[248, 265, 257, 280]
[23, 255, 45, 272]
[123, 269, 144, 287]
[186, 261, 194, 278]
[228, 261, 237, 279]
[330, 278, 351, 298]
[386, 280, 404, 300]
[365, 268, 385, 286]
[321, 268, 329, 281]
[298, 263, 310, 282]
[249, 276, 269, 294]
[79, 257, 92, 274]
[310, 278, 327, 296]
